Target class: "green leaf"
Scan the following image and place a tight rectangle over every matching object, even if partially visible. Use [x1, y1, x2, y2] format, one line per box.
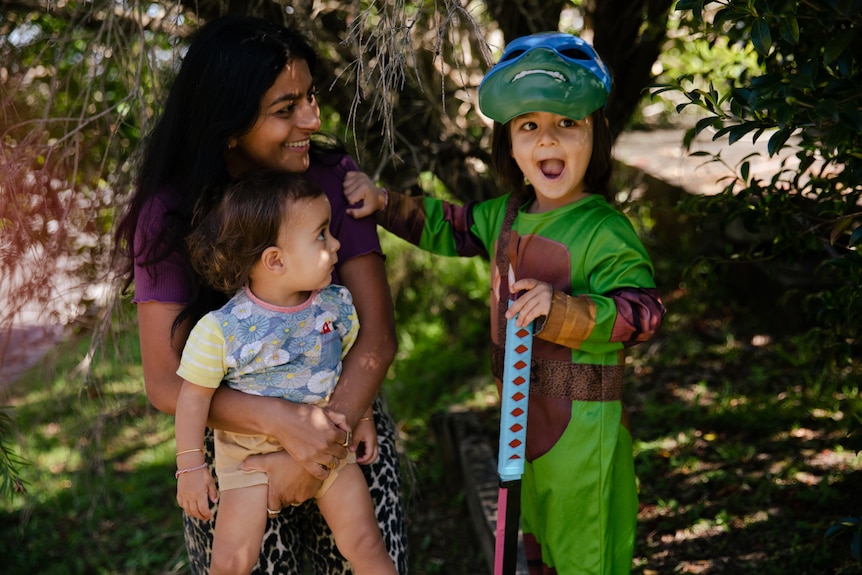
[850, 225, 862, 248]
[826, 522, 850, 539]
[650, 85, 681, 98]
[824, 29, 855, 64]
[814, 99, 840, 123]
[840, 102, 862, 130]
[695, 116, 719, 135]
[740, 161, 750, 183]
[682, 127, 697, 150]
[830, 218, 854, 245]
[676, 0, 706, 19]
[725, 123, 759, 145]
[767, 127, 792, 157]
[712, 7, 734, 30]
[751, 19, 772, 56]
[778, 16, 800, 44]
[796, 154, 815, 175]
[752, 127, 766, 143]
[775, 104, 794, 129]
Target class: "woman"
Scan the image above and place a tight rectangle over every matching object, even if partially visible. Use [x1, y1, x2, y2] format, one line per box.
[114, 15, 406, 574]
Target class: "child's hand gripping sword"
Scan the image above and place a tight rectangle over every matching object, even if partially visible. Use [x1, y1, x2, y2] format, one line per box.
[494, 302, 533, 575]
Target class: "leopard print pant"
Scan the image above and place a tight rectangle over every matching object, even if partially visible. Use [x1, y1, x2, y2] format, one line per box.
[183, 397, 408, 574]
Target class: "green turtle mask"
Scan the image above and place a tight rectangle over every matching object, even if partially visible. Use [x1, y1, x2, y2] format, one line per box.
[478, 32, 612, 124]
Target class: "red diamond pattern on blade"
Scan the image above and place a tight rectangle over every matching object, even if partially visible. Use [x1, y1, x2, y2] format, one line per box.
[511, 407, 524, 417]
[514, 360, 527, 369]
[510, 423, 523, 433]
[508, 454, 522, 460]
[515, 344, 528, 354]
[516, 328, 530, 338]
[508, 439, 522, 448]
[512, 392, 525, 402]
[513, 376, 526, 385]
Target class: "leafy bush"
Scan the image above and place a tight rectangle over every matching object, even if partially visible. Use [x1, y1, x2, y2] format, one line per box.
[653, 0, 861, 368]
[653, 0, 862, 562]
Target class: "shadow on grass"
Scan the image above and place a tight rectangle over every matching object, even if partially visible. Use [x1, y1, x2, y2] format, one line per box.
[0, 458, 186, 574]
[0, 328, 188, 575]
[622, 292, 862, 574]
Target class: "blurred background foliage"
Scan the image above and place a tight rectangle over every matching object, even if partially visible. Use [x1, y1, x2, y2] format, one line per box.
[0, 0, 860, 573]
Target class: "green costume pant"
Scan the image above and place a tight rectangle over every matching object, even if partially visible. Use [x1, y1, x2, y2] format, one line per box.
[521, 401, 638, 574]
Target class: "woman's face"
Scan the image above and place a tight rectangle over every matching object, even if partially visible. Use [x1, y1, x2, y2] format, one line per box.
[226, 58, 321, 177]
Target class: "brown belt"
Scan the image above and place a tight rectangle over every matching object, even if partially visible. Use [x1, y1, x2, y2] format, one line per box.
[492, 345, 624, 402]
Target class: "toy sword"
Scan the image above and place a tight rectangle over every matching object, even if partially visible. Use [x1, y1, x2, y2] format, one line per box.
[494, 302, 533, 575]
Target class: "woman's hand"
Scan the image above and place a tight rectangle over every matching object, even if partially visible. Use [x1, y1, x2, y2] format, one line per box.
[343, 171, 387, 219]
[203, 387, 348, 479]
[268, 402, 351, 478]
[507, 277, 553, 327]
[240, 450, 323, 508]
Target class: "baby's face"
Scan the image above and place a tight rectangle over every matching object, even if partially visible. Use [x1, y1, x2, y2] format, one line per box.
[276, 194, 340, 293]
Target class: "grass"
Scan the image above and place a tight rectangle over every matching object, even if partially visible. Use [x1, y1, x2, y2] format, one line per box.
[627, 310, 862, 574]
[1, 191, 861, 574]
[0, 321, 188, 574]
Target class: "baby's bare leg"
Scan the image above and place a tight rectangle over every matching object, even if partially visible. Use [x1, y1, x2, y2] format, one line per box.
[316, 464, 398, 574]
[210, 484, 268, 575]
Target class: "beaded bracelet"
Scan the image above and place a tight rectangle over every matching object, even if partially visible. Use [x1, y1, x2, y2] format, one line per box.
[175, 462, 208, 479]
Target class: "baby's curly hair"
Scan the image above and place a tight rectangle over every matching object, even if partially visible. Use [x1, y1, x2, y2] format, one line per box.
[186, 169, 324, 295]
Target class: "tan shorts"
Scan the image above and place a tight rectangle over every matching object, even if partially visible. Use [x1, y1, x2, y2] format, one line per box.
[214, 429, 354, 496]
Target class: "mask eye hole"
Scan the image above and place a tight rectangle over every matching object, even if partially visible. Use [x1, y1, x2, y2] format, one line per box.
[559, 48, 591, 61]
[500, 49, 526, 62]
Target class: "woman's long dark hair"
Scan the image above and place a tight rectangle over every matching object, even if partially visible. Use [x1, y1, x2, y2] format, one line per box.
[114, 15, 319, 326]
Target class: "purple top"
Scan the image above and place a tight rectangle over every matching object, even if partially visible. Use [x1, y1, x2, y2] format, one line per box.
[132, 153, 382, 304]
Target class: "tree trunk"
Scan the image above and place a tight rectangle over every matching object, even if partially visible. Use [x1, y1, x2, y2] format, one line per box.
[588, 0, 675, 139]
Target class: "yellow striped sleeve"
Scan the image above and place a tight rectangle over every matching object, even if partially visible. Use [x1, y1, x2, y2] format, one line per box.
[176, 314, 227, 389]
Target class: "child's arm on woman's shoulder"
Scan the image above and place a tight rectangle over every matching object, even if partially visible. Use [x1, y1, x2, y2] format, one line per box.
[343, 171, 489, 258]
[343, 171, 387, 218]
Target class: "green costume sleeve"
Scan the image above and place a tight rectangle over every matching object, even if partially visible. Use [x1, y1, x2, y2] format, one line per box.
[536, 211, 663, 355]
[378, 190, 502, 258]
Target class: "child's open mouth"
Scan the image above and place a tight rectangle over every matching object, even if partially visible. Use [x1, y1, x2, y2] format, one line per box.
[539, 159, 564, 179]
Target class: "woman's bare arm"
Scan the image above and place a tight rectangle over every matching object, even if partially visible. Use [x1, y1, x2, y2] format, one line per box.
[326, 252, 398, 428]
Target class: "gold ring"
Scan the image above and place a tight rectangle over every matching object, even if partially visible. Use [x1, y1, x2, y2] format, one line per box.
[266, 508, 281, 517]
[327, 458, 338, 470]
[290, 501, 301, 507]
[340, 430, 352, 448]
